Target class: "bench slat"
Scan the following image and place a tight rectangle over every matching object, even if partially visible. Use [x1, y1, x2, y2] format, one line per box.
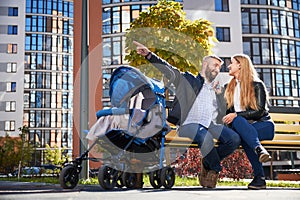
[274, 124, 300, 133]
[165, 113, 300, 151]
[270, 113, 300, 122]
[273, 134, 300, 140]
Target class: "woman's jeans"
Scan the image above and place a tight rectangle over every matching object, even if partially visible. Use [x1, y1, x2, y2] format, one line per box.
[178, 122, 241, 172]
[231, 116, 275, 177]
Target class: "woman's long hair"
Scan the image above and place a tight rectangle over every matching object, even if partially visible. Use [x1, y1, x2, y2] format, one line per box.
[224, 54, 259, 110]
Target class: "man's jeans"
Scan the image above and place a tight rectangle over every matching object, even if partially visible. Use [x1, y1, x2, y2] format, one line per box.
[232, 116, 275, 177]
[178, 123, 241, 172]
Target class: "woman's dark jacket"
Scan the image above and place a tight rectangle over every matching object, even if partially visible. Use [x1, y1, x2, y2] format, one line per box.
[226, 81, 270, 121]
[147, 52, 226, 125]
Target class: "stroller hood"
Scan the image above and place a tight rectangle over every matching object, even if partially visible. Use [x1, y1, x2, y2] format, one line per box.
[109, 66, 164, 107]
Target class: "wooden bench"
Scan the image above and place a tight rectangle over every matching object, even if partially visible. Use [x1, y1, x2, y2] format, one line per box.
[164, 110, 300, 180]
[165, 112, 300, 150]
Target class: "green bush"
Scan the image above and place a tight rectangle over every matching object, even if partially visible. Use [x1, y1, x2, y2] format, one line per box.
[173, 149, 253, 180]
[44, 144, 71, 175]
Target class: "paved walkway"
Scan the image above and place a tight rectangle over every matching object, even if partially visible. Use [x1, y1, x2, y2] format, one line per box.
[0, 181, 299, 200]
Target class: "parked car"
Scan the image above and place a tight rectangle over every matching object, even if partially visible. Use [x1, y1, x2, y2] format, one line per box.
[11, 167, 41, 177]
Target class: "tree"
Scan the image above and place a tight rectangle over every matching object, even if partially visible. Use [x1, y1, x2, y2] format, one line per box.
[125, 0, 216, 78]
[17, 125, 30, 178]
[0, 126, 33, 176]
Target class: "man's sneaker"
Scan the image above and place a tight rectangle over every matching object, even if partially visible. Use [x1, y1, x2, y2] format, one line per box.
[248, 176, 266, 190]
[198, 160, 208, 187]
[255, 145, 272, 163]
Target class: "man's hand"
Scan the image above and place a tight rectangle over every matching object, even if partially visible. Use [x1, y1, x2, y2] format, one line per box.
[212, 81, 222, 94]
[133, 41, 150, 57]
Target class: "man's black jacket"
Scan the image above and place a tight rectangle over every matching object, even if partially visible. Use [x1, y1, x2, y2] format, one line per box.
[147, 52, 226, 125]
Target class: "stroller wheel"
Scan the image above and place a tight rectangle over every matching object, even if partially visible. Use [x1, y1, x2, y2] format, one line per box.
[98, 166, 117, 190]
[59, 165, 79, 189]
[149, 170, 162, 189]
[161, 167, 175, 189]
[122, 172, 137, 189]
[115, 171, 125, 188]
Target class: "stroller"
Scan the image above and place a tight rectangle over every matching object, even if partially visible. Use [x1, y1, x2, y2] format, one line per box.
[59, 66, 175, 190]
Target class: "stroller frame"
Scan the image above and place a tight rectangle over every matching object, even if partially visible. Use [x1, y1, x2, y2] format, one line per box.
[59, 66, 175, 190]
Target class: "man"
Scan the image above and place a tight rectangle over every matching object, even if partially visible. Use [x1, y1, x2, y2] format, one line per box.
[134, 41, 240, 188]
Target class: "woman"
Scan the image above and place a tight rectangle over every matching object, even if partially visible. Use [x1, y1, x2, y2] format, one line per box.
[222, 54, 275, 190]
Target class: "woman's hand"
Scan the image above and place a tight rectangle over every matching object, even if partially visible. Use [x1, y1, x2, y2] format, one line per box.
[222, 113, 237, 125]
[133, 41, 150, 57]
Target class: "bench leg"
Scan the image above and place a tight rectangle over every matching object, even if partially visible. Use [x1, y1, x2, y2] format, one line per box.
[290, 152, 295, 168]
[165, 147, 171, 166]
[270, 151, 275, 180]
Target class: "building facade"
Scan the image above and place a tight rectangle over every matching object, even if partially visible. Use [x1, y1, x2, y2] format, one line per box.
[0, 0, 74, 166]
[0, 0, 25, 138]
[24, 0, 74, 164]
[241, 0, 300, 108]
[185, 0, 300, 109]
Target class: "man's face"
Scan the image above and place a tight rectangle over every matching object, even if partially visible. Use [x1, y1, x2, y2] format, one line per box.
[204, 58, 221, 83]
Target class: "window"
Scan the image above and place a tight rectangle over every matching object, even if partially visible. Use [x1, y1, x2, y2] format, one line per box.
[102, 69, 112, 98]
[252, 38, 261, 64]
[220, 57, 231, 72]
[7, 25, 18, 35]
[261, 38, 271, 64]
[216, 27, 231, 42]
[7, 44, 17, 54]
[293, 0, 300, 10]
[24, 93, 29, 108]
[5, 101, 16, 112]
[280, 11, 288, 36]
[5, 120, 15, 131]
[102, 4, 153, 34]
[241, 8, 269, 34]
[103, 0, 111, 4]
[112, 7, 121, 33]
[241, 8, 250, 33]
[241, 0, 267, 4]
[6, 82, 16, 92]
[256, 68, 272, 96]
[243, 37, 300, 66]
[215, 0, 229, 12]
[294, 13, 300, 38]
[8, 7, 18, 16]
[7, 63, 17, 73]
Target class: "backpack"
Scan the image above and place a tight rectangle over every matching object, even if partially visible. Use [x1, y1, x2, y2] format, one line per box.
[166, 96, 181, 125]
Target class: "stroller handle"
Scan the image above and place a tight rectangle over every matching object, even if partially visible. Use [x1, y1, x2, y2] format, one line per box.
[96, 108, 129, 119]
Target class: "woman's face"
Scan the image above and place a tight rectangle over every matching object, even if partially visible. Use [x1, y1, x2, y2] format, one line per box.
[228, 58, 240, 78]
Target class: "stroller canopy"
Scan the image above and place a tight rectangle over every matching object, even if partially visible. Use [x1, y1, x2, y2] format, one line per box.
[109, 66, 165, 108]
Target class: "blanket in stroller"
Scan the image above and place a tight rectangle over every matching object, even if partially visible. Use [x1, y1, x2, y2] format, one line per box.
[86, 104, 165, 141]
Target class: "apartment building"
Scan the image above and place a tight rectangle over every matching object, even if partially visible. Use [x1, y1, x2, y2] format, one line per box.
[0, 0, 74, 165]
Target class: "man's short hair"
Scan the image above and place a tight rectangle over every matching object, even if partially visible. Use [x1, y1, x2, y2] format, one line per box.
[203, 55, 224, 66]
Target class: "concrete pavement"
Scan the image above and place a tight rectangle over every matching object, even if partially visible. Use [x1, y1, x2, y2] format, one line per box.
[0, 181, 299, 200]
